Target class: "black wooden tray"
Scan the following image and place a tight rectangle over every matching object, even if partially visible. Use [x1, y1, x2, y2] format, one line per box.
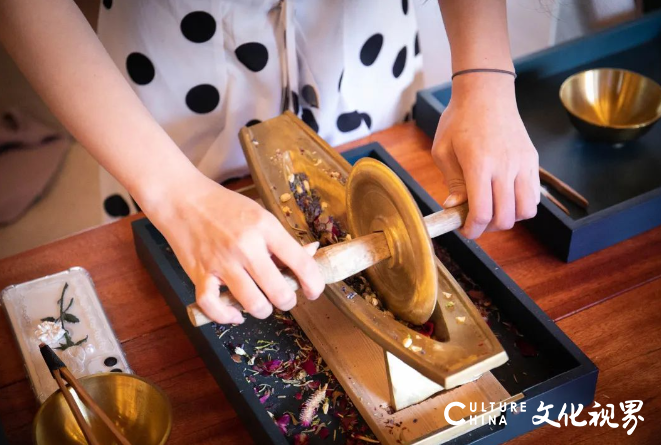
[416, 12, 661, 262]
[132, 143, 597, 444]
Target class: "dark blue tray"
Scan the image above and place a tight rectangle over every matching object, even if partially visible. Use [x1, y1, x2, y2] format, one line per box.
[132, 143, 597, 445]
[416, 12, 661, 262]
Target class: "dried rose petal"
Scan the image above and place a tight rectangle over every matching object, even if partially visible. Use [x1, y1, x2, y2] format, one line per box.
[417, 321, 435, 337]
[274, 414, 290, 434]
[293, 433, 309, 445]
[259, 390, 270, 404]
[318, 427, 330, 439]
[301, 358, 317, 376]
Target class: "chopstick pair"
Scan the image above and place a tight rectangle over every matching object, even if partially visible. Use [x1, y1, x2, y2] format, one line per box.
[539, 167, 589, 215]
[39, 343, 132, 445]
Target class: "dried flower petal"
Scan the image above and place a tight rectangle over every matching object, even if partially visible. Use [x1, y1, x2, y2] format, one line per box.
[280, 193, 292, 203]
[293, 433, 309, 445]
[318, 426, 330, 439]
[274, 414, 290, 434]
[443, 291, 453, 299]
[402, 335, 413, 348]
[456, 316, 466, 324]
[301, 358, 317, 376]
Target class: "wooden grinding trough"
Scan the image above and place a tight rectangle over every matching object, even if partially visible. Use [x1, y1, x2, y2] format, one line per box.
[225, 112, 518, 444]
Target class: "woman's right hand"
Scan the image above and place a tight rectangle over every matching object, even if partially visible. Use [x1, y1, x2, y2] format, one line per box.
[142, 172, 325, 325]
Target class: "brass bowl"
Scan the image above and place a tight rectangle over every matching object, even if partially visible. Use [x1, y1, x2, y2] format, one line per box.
[559, 68, 661, 143]
[33, 373, 172, 445]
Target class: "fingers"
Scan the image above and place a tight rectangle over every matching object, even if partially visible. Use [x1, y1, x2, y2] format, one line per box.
[488, 176, 515, 231]
[244, 250, 297, 312]
[221, 266, 273, 319]
[514, 169, 539, 222]
[267, 225, 325, 300]
[432, 140, 468, 208]
[195, 274, 245, 324]
[461, 170, 493, 239]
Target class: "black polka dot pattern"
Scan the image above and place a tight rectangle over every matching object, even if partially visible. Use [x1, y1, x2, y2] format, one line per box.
[246, 119, 261, 127]
[104, 195, 130, 217]
[392, 47, 407, 78]
[402, 0, 409, 15]
[110, 368, 123, 373]
[186, 84, 220, 114]
[337, 111, 362, 132]
[103, 0, 112, 9]
[104, 357, 118, 367]
[181, 11, 216, 43]
[360, 113, 372, 130]
[301, 85, 319, 108]
[235, 42, 269, 72]
[126, 52, 155, 85]
[414, 33, 420, 56]
[292, 91, 300, 114]
[360, 34, 383, 66]
[302, 108, 319, 133]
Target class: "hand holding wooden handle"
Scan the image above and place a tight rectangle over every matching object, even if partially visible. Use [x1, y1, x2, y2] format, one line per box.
[187, 203, 468, 327]
[187, 232, 391, 326]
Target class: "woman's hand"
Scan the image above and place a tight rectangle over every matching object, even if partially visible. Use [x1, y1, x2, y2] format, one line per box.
[431, 73, 540, 239]
[143, 172, 325, 325]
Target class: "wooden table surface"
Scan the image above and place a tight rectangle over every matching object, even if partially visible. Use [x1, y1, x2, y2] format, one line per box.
[1, 123, 660, 444]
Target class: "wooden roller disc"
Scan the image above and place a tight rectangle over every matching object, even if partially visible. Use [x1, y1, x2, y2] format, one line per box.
[346, 158, 438, 325]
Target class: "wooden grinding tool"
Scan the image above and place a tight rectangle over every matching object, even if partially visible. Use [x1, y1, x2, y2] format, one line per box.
[186, 158, 468, 327]
[183, 111, 506, 389]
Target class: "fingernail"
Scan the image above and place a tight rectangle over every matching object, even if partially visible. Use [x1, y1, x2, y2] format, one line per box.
[443, 193, 459, 207]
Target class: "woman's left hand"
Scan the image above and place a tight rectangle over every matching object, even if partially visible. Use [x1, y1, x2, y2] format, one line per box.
[431, 73, 540, 239]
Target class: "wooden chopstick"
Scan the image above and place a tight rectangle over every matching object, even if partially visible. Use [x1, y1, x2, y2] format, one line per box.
[53, 369, 101, 445]
[59, 367, 132, 445]
[539, 167, 589, 209]
[541, 187, 570, 215]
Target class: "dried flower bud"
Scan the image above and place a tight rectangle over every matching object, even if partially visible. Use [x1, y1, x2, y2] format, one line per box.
[280, 193, 292, 203]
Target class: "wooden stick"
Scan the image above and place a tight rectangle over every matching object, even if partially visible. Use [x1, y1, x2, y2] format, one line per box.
[186, 205, 469, 327]
[539, 167, 589, 209]
[60, 368, 132, 445]
[541, 188, 570, 215]
[53, 369, 101, 445]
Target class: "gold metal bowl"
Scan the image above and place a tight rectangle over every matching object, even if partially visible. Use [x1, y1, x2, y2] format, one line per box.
[33, 373, 172, 445]
[559, 68, 661, 143]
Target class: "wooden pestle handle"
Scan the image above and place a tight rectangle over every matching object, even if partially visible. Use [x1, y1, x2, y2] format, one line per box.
[187, 232, 391, 326]
[187, 203, 469, 327]
[423, 202, 469, 238]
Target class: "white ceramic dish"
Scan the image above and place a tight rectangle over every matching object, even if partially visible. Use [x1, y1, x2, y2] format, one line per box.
[1, 267, 131, 402]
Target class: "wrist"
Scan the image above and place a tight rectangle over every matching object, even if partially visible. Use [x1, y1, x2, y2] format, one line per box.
[129, 157, 202, 218]
[451, 72, 516, 106]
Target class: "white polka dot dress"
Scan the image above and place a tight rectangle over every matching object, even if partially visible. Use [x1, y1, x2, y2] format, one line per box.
[96, 0, 423, 219]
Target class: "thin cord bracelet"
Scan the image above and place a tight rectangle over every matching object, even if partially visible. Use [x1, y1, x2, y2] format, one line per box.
[451, 68, 517, 80]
